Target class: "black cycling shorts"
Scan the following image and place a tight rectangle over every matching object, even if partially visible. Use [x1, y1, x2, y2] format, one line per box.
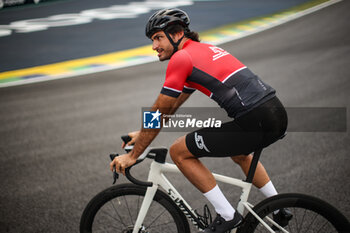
[185, 96, 288, 157]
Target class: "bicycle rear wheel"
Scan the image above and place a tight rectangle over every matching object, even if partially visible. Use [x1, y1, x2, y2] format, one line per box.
[239, 193, 350, 233]
[80, 183, 190, 233]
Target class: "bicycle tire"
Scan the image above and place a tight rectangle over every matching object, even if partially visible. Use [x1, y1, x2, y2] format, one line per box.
[238, 193, 350, 233]
[80, 183, 190, 233]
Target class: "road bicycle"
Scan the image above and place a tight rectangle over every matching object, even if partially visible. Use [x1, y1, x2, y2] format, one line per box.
[80, 136, 350, 233]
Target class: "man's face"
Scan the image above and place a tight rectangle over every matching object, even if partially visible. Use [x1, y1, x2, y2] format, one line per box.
[151, 31, 174, 61]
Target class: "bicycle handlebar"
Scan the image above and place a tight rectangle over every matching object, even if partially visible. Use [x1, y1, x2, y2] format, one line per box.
[110, 153, 153, 187]
[109, 135, 154, 187]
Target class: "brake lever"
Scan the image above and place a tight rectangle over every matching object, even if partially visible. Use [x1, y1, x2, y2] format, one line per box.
[109, 153, 119, 184]
[121, 135, 134, 153]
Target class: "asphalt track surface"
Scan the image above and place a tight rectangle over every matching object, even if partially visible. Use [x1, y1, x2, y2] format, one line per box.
[0, 1, 350, 232]
[0, 0, 311, 72]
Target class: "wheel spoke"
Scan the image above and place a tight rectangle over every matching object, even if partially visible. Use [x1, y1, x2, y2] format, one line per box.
[316, 218, 332, 233]
[293, 208, 300, 233]
[99, 208, 124, 225]
[93, 211, 123, 232]
[303, 209, 319, 232]
[287, 221, 292, 232]
[137, 195, 141, 217]
[81, 185, 191, 232]
[123, 195, 134, 226]
[241, 194, 344, 233]
[144, 208, 168, 230]
[297, 207, 307, 231]
[110, 198, 128, 228]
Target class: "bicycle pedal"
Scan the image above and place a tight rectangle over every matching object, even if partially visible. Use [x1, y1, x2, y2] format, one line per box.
[271, 208, 293, 231]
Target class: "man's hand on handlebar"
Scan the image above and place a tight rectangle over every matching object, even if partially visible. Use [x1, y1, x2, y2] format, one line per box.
[122, 131, 140, 148]
[110, 152, 137, 176]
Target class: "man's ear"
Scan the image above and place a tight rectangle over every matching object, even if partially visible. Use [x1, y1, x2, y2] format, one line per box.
[173, 31, 185, 42]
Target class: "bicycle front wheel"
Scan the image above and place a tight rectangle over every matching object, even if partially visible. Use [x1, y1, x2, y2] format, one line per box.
[80, 183, 190, 233]
[239, 193, 350, 233]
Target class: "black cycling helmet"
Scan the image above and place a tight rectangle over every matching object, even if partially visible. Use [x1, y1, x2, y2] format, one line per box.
[145, 8, 190, 38]
[145, 8, 190, 55]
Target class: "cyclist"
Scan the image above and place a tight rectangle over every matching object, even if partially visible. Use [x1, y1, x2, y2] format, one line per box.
[110, 8, 291, 233]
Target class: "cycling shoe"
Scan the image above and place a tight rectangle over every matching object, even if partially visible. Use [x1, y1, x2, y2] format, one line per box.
[272, 208, 293, 231]
[199, 211, 243, 233]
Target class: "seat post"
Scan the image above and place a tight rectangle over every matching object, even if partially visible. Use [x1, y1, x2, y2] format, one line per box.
[245, 148, 263, 183]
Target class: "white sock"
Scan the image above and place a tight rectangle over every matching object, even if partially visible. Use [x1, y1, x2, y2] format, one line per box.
[259, 180, 278, 198]
[259, 181, 280, 214]
[203, 185, 235, 221]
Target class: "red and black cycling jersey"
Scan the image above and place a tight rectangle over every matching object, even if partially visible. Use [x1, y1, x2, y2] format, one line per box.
[161, 39, 276, 118]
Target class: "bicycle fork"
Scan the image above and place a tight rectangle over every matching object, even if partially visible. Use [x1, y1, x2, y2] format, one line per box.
[131, 161, 165, 233]
[132, 161, 201, 233]
[132, 184, 158, 233]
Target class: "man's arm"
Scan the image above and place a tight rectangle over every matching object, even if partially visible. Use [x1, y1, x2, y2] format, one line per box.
[130, 94, 175, 159]
[167, 92, 191, 117]
[131, 92, 191, 159]
[110, 92, 191, 174]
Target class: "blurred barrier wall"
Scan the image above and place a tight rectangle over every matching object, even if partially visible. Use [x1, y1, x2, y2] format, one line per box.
[0, 0, 342, 88]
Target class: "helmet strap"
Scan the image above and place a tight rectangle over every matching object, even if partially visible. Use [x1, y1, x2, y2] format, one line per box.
[164, 31, 185, 55]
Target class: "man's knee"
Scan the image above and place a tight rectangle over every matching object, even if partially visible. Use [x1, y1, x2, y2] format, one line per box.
[169, 136, 184, 161]
[169, 136, 193, 164]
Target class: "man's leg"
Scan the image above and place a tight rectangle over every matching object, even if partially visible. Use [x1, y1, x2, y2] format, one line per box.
[169, 136, 237, 221]
[232, 155, 293, 228]
[170, 136, 216, 193]
[231, 155, 278, 197]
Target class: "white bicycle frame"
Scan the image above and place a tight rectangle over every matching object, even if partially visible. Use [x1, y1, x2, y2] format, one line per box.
[130, 147, 288, 233]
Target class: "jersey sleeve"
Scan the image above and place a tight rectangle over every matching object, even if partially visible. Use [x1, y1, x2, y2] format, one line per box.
[183, 81, 196, 94]
[161, 50, 193, 97]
